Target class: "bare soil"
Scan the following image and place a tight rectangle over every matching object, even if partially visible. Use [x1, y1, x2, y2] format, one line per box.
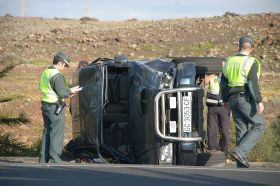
[0, 13, 279, 149]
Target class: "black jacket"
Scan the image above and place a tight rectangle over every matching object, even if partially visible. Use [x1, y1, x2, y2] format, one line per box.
[48, 66, 71, 100]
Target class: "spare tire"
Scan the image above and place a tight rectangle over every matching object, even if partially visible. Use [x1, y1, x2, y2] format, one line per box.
[172, 57, 224, 75]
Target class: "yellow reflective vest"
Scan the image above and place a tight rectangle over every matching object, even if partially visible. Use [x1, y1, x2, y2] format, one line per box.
[208, 75, 220, 95]
[223, 55, 260, 87]
[39, 68, 61, 103]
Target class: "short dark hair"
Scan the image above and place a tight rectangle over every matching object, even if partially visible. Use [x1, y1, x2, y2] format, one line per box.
[53, 52, 71, 67]
[53, 55, 63, 65]
[239, 36, 254, 50]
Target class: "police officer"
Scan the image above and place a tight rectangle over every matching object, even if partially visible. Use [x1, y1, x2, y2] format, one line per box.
[221, 36, 265, 168]
[39, 52, 79, 163]
[205, 73, 230, 152]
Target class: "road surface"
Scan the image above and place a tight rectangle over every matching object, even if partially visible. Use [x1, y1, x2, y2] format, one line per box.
[0, 163, 279, 186]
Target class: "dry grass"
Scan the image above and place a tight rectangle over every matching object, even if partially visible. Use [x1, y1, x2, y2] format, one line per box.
[0, 54, 26, 66]
[249, 115, 280, 162]
[0, 54, 75, 150]
[0, 15, 279, 162]
[0, 94, 23, 103]
[261, 73, 280, 98]
[0, 105, 29, 126]
[0, 134, 40, 156]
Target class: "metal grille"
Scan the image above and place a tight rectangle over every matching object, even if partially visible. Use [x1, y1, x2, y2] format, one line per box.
[154, 87, 202, 142]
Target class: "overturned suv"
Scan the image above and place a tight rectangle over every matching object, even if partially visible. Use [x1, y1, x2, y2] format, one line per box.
[69, 56, 223, 165]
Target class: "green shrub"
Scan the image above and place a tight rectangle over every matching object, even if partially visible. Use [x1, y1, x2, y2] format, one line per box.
[0, 54, 26, 67]
[0, 106, 29, 125]
[248, 115, 280, 162]
[0, 94, 23, 103]
[0, 54, 26, 78]
[0, 135, 40, 156]
[188, 42, 214, 50]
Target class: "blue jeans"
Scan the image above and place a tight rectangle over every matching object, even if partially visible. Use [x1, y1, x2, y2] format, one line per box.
[228, 93, 265, 163]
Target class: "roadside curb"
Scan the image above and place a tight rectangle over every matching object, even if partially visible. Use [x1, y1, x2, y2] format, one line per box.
[0, 156, 279, 168]
[0, 156, 38, 164]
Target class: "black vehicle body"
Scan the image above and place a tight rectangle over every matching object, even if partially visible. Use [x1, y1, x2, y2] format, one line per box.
[70, 57, 223, 165]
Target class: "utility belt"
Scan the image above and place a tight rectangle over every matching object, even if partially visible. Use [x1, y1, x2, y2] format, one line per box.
[206, 92, 224, 106]
[41, 101, 59, 105]
[41, 100, 66, 115]
[228, 91, 250, 100]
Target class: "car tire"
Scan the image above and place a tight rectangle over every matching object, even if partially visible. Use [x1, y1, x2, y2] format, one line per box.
[177, 151, 197, 166]
[172, 57, 224, 75]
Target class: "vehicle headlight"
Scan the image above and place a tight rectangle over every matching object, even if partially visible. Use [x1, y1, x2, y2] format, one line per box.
[176, 62, 196, 87]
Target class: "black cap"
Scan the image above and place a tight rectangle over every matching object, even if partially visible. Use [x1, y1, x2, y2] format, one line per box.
[55, 52, 71, 67]
[239, 36, 254, 47]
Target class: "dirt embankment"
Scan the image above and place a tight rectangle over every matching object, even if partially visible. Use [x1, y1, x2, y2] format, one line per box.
[0, 13, 279, 148]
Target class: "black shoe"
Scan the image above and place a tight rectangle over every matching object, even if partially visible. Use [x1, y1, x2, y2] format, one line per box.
[231, 151, 249, 168]
[237, 162, 249, 168]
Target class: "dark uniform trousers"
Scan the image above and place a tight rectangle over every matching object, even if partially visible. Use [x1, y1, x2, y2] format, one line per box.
[228, 92, 265, 163]
[40, 103, 65, 163]
[207, 104, 230, 151]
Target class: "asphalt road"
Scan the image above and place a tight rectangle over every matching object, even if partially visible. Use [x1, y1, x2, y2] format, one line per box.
[0, 163, 279, 186]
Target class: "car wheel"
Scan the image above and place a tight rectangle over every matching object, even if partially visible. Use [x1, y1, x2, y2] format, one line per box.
[177, 151, 197, 166]
[172, 57, 224, 75]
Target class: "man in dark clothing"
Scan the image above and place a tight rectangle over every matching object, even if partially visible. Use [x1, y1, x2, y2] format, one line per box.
[39, 52, 79, 163]
[221, 36, 265, 168]
[205, 73, 230, 152]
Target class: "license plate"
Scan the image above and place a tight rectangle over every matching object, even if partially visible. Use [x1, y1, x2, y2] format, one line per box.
[169, 121, 177, 133]
[182, 95, 192, 132]
[169, 97, 176, 109]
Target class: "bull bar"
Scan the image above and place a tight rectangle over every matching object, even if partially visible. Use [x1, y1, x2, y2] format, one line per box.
[154, 87, 202, 142]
